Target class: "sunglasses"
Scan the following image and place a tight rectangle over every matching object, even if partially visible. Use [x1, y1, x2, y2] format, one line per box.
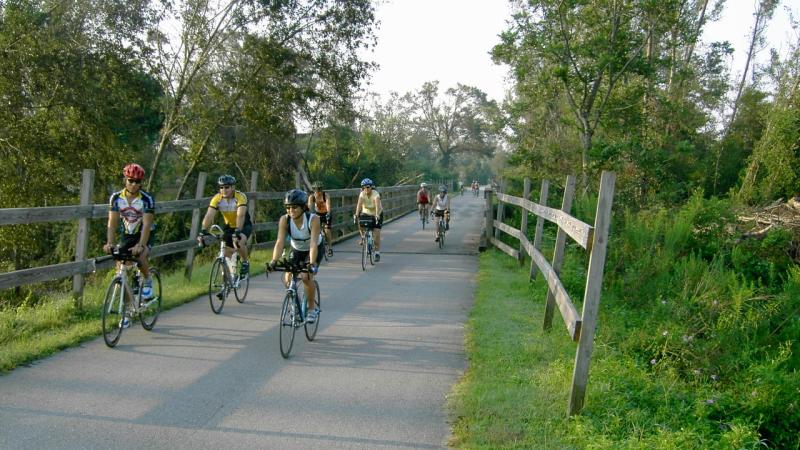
[284, 205, 301, 210]
[219, 185, 232, 189]
[126, 178, 142, 184]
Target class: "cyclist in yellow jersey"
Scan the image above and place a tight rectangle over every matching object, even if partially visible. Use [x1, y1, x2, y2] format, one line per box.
[198, 175, 251, 277]
[354, 178, 383, 262]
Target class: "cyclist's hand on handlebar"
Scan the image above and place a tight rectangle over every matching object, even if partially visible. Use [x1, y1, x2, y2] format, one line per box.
[309, 263, 318, 275]
[267, 260, 278, 272]
[103, 243, 113, 254]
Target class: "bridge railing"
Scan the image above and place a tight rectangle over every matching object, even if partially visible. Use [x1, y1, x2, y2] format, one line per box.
[480, 171, 615, 416]
[0, 170, 418, 301]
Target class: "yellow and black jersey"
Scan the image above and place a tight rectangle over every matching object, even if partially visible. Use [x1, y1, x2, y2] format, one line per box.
[109, 189, 156, 235]
[209, 190, 251, 227]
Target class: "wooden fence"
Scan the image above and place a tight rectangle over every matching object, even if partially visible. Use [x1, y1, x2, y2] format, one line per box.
[480, 171, 615, 416]
[0, 170, 419, 303]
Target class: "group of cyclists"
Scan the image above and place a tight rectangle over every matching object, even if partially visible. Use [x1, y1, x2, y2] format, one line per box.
[103, 164, 397, 327]
[416, 182, 451, 241]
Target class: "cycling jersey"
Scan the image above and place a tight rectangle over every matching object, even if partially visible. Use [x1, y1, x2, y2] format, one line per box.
[359, 190, 380, 215]
[286, 212, 322, 251]
[209, 190, 251, 227]
[109, 189, 155, 235]
[433, 194, 449, 211]
[310, 192, 329, 213]
[417, 189, 429, 204]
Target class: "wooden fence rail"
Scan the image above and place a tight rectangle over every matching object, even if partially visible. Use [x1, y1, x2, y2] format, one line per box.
[481, 171, 615, 416]
[0, 171, 419, 294]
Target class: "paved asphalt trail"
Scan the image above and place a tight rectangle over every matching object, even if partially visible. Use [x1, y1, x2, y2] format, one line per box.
[0, 190, 485, 449]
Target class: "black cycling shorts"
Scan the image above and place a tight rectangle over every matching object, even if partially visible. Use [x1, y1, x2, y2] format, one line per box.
[317, 212, 332, 229]
[223, 222, 252, 248]
[288, 246, 324, 267]
[119, 232, 154, 252]
[358, 212, 384, 229]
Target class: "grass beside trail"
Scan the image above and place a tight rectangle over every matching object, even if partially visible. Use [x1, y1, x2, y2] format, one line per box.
[0, 251, 272, 373]
[447, 249, 762, 450]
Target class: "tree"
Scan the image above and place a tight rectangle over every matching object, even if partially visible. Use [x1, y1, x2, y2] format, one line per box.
[406, 81, 500, 170]
[494, 0, 652, 189]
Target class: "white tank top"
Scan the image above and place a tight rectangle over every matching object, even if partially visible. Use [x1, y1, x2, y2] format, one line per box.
[434, 194, 449, 210]
[288, 213, 322, 251]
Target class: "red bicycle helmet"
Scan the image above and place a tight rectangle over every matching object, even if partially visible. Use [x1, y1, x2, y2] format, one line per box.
[122, 163, 145, 180]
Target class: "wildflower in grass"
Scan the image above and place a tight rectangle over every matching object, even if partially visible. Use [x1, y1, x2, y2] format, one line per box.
[662, 330, 669, 337]
[693, 369, 701, 375]
[650, 358, 657, 365]
[711, 374, 719, 381]
[705, 399, 715, 405]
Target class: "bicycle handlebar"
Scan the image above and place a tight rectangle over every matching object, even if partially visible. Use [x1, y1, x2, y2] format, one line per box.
[110, 247, 140, 262]
[265, 259, 313, 277]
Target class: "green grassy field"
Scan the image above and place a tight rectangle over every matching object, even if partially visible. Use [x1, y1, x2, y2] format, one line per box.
[447, 249, 775, 450]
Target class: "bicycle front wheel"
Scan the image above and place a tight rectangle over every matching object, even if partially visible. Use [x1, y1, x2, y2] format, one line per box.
[209, 258, 227, 314]
[361, 235, 367, 271]
[305, 280, 321, 341]
[140, 268, 162, 330]
[279, 292, 297, 358]
[234, 264, 249, 303]
[438, 223, 445, 249]
[101, 278, 125, 347]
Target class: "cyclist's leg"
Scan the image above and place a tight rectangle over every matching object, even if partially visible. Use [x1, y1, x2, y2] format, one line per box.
[222, 227, 237, 258]
[373, 212, 383, 252]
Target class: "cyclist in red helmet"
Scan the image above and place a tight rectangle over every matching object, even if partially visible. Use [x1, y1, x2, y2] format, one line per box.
[104, 164, 156, 322]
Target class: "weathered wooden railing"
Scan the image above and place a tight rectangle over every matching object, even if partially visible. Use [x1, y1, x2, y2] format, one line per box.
[0, 169, 418, 302]
[480, 171, 615, 416]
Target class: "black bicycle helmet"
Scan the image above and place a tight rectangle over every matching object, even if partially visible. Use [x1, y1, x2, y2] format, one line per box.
[217, 174, 236, 186]
[439, 185, 448, 193]
[284, 189, 308, 206]
[360, 178, 374, 187]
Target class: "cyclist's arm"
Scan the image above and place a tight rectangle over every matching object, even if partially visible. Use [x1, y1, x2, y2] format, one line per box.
[105, 211, 120, 249]
[325, 194, 332, 213]
[354, 194, 363, 217]
[445, 197, 451, 211]
[235, 205, 247, 230]
[309, 215, 321, 266]
[374, 196, 382, 218]
[270, 215, 288, 264]
[307, 194, 315, 213]
[136, 212, 154, 253]
[200, 207, 217, 230]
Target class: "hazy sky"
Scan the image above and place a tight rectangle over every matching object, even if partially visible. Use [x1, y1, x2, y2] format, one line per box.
[362, 0, 797, 103]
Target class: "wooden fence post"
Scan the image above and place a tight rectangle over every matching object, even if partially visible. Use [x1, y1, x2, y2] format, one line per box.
[543, 175, 576, 331]
[518, 178, 531, 264]
[530, 179, 549, 280]
[72, 169, 95, 308]
[494, 182, 505, 240]
[248, 171, 258, 247]
[568, 171, 616, 416]
[482, 188, 494, 249]
[184, 172, 207, 280]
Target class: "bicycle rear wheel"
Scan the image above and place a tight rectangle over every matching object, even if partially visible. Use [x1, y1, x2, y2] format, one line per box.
[305, 280, 321, 341]
[140, 268, 162, 330]
[209, 258, 227, 314]
[421, 213, 426, 229]
[438, 222, 445, 249]
[322, 236, 329, 262]
[101, 278, 125, 347]
[234, 263, 249, 303]
[279, 292, 297, 358]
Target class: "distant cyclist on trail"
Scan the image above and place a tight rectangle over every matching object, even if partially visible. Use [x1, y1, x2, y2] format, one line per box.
[416, 182, 430, 221]
[268, 189, 322, 324]
[354, 178, 383, 262]
[308, 181, 334, 258]
[431, 185, 451, 242]
[103, 163, 156, 303]
[198, 175, 251, 279]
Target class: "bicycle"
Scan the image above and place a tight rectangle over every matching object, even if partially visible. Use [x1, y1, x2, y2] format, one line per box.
[321, 217, 333, 262]
[435, 213, 446, 249]
[419, 204, 429, 229]
[101, 247, 162, 348]
[356, 216, 376, 270]
[266, 259, 321, 358]
[202, 224, 249, 314]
